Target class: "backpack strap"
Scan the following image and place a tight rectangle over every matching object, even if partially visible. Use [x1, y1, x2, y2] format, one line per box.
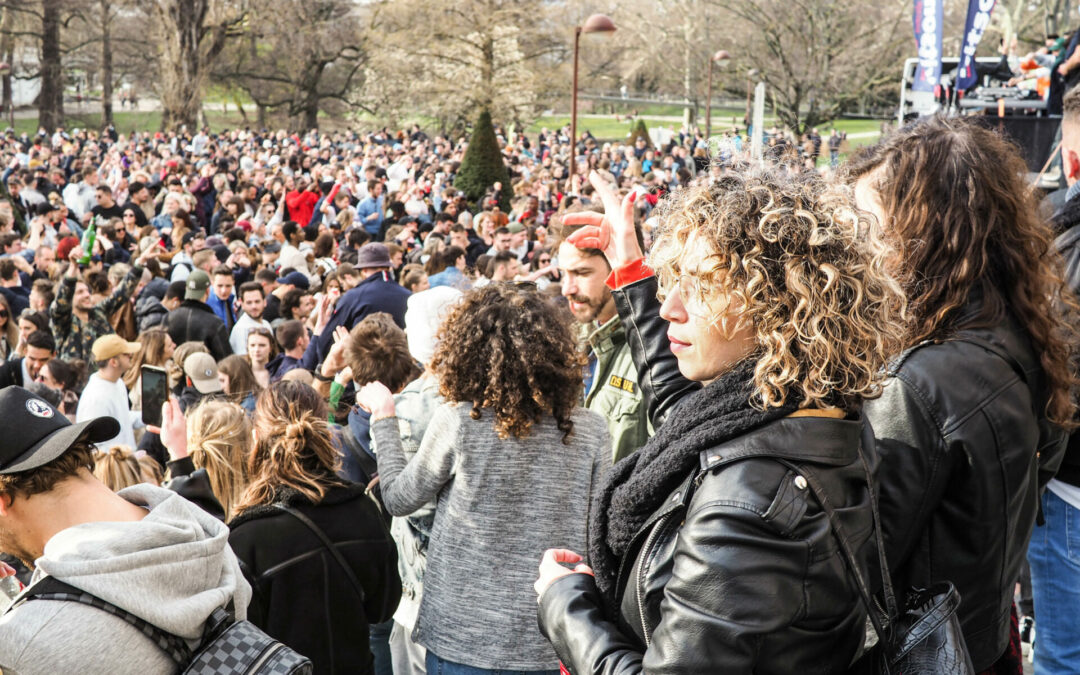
[10, 576, 192, 664]
[273, 504, 367, 602]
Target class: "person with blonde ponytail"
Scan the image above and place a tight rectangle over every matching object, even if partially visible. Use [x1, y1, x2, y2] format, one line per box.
[227, 380, 401, 675]
[92, 445, 145, 492]
[158, 398, 251, 521]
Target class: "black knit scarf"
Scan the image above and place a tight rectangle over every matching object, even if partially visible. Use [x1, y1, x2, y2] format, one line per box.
[588, 359, 798, 611]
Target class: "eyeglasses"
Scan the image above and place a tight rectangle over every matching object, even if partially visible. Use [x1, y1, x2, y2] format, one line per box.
[655, 272, 711, 315]
[538, 257, 551, 264]
[123, 213, 136, 218]
[0, 310, 7, 319]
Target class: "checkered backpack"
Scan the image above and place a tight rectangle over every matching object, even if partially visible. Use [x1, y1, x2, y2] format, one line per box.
[9, 576, 312, 674]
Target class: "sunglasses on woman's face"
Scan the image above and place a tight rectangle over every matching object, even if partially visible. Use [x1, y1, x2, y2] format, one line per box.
[124, 212, 136, 218]
[0, 310, 7, 319]
[539, 257, 551, 264]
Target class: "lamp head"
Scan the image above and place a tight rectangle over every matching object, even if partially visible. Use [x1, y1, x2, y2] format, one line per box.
[582, 14, 616, 34]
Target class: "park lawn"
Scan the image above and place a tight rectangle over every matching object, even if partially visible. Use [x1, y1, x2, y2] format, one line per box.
[12, 107, 883, 156]
[13, 109, 258, 137]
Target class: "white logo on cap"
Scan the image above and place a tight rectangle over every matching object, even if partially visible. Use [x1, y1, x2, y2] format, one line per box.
[204, 368, 213, 377]
[26, 399, 54, 418]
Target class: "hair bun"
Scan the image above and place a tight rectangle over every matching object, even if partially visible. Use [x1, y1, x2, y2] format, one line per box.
[284, 421, 306, 440]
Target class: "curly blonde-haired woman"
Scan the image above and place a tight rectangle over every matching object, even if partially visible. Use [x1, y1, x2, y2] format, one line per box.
[533, 168, 907, 673]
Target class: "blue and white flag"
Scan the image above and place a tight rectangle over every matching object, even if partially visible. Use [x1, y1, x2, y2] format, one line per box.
[913, 0, 944, 92]
[956, 0, 998, 90]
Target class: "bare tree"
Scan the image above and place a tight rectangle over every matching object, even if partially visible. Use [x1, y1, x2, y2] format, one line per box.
[214, 0, 365, 130]
[152, 0, 244, 130]
[705, 0, 909, 133]
[365, 0, 564, 131]
[0, 4, 14, 128]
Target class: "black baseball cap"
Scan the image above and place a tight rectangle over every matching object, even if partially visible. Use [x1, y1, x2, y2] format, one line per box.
[0, 387, 119, 474]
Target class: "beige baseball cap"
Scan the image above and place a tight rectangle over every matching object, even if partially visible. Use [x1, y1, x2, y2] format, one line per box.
[183, 352, 223, 394]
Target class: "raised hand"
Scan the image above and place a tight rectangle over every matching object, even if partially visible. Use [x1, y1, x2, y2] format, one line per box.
[561, 171, 642, 268]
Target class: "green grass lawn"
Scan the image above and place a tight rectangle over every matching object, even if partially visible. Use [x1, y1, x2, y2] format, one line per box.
[12, 109, 254, 136]
[13, 106, 885, 159]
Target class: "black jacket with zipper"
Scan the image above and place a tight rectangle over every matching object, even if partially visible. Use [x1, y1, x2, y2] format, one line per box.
[538, 276, 875, 674]
[228, 484, 401, 675]
[863, 305, 1066, 671]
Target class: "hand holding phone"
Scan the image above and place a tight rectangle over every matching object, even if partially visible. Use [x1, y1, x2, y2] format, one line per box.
[141, 365, 169, 428]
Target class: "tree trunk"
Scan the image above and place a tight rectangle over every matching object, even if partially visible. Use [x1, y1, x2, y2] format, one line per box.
[101, 0, 114, 125]
[682, 13, 694, 129]
[156, 0, 211, 131]
[1, 5, 13, 128]
[300, 61, 324, 130]
[257, 104, 267, 128]
[38, 0, 64, 132]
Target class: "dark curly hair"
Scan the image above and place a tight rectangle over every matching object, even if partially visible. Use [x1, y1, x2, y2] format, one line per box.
[431, 283, 585, 441]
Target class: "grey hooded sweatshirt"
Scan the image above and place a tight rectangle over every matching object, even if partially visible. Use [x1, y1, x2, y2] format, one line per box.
[0, 484, 252, 674]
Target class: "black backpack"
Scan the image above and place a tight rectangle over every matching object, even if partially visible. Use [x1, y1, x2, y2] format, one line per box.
[8, 576, 312, 674]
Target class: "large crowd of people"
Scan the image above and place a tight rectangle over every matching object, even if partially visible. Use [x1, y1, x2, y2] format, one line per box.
[0, 92, 1075, 675]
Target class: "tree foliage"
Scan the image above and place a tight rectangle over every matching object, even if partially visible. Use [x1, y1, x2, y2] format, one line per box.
[454, 109, 512, 211]
[628, 118, 652, 148]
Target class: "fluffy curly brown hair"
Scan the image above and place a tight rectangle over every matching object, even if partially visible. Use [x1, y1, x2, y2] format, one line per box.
[847, 116, 1077, 427]
[431, 283, 586, 441]
[648, 165, 907, 412]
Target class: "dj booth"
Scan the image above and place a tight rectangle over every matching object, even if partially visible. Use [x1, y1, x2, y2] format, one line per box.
[959, 87, 1060, 176]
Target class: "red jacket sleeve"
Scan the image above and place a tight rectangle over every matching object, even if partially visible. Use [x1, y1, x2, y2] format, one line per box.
[606, 257, 654, 290]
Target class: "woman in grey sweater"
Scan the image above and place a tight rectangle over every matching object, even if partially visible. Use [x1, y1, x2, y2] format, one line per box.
[360, 283, 611, 675]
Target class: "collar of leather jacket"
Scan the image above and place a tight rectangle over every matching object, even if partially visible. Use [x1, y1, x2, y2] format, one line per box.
[637, 415, 865, 542]
[696, 415, 863, 474]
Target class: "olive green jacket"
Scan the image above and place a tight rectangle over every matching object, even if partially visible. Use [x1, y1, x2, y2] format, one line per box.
[582, 315, 652, 463]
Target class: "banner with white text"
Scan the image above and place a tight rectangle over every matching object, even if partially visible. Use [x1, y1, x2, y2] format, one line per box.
[956, 0, 998, 90]
[913, 0, 944, 92]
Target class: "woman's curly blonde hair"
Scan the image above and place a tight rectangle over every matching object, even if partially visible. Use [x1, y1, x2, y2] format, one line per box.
[648, 165, 907, 412]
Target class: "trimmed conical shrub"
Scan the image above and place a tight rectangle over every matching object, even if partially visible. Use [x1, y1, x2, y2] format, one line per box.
[628, 118, 652, 148]
[454, 109, 512, 212]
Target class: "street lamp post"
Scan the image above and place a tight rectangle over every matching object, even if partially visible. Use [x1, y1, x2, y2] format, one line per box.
[571, 14, 616, 162]
[745, 68, 759, 129]
[705, 50, 730, 140]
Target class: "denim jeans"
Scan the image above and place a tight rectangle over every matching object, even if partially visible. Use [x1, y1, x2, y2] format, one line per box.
[425, 652, 559, 675]
[370, 620, 394, 675]
[1028, 489, 1080, 675]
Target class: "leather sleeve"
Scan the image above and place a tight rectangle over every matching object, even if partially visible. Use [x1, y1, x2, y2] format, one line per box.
[538, 574, 645, 675]
[539, 498, 810, 675]
[863, 376, 954, 571]
[1035, 415, 1068, 489]
[209, 320, 232, 363]
[611, 276, 700, 429]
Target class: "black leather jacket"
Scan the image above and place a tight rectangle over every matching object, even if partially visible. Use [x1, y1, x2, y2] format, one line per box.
[863, 306, 1066, 671]
[538, 276, 875, 674]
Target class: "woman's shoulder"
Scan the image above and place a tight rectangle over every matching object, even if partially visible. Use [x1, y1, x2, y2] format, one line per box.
[569, 407, 611, 439]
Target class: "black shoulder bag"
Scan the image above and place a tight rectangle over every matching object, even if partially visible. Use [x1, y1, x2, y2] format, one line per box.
[780, 423, 974, 675]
